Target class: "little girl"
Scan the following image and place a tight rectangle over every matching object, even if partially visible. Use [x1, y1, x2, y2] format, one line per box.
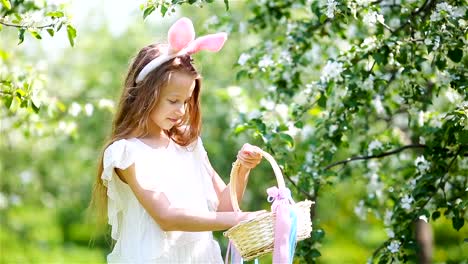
[91, 17, 264, 263]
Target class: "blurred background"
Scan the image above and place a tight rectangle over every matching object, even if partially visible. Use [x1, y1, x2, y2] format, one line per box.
[1, 0, 467, 263]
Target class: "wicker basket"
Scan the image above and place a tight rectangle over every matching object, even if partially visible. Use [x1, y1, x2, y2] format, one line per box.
[223, 149, 314, 261]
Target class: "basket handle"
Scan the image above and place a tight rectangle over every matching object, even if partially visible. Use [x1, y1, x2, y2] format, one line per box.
[229, 149, 287, 212]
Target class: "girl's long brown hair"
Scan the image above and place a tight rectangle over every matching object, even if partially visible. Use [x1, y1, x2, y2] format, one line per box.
[89, 43, 202, 226]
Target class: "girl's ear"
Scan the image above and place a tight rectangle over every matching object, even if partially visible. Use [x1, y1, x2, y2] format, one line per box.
[168, 17, 195, 52]
[185, 33, 228, 54]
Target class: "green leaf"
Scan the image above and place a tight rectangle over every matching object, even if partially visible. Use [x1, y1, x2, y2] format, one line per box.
[452, 217, 464, 231]
[46, 28, 54, 37]
[29, 30, 42, 39]
[318, 93, 327, 108]
[234, 124, 248, 134]
[447, 48, 463, 63]
[431, 211, 441, 221]
[18, 28, 26, 45]
[46, 11, 64, 18]
[312, 228, 325, 241]
[319, 14, 327, 24]
[66, 25, 76, 47]
[224, 0, 229, 11]
[4, 95, 13, 108]
[279, 133, 294, 148]
[435, 56, 447, 70]
[310, 248, 321, 258]
[143, 6, 155, 19]
[1, 0, 11, 10]
[31, 100, 40, 113]
[161, 4, 168, 17]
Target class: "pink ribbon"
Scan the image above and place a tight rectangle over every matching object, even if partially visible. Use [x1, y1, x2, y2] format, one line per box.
[267, 187, 292, 264]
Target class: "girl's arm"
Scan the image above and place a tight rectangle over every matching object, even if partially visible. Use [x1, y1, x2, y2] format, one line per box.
[116, 165, 261, 232]
[208, 144, 262, 212]
[207, 156, 250, 212]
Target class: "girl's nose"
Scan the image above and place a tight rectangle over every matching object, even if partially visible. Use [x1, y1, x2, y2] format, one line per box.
[176, 103, 185, 116]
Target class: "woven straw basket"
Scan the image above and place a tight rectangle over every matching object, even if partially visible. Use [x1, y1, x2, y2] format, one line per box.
[223, 149, 314, 261]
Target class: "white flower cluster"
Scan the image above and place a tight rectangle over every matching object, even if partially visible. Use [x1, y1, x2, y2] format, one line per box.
[354, 200, 367, 220]
[321, 61, 344, 83]
[326, 0, 338, 18]
[238, 53, 251, 66]
[430, 2, 466, 22]
[387, 240, 401, 253]
[363, 10, 385, 26]
[372, 96, 385, 115]
[400, 195, 414, 210]
[258, 55, 275, 70]
[415, 155, 431, 173]
[368, 139, 383, 154]
[68, 102, 94, 117]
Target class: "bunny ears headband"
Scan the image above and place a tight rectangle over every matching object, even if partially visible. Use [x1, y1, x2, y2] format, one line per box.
[136, 17, 228, 83]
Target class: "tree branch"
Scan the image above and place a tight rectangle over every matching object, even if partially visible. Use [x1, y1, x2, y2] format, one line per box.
[0, 19, 55, 29]
[283, 173, 315, 201]
[324, 144, 427, 170]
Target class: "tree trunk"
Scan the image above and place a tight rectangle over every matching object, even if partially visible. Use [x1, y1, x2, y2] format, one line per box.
[415, 219, 433, 264]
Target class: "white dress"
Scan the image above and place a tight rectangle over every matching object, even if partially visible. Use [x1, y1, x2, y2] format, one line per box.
[101, 137, 223, 263]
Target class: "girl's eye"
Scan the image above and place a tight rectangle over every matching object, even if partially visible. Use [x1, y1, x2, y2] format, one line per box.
[168, 99, 177, 104]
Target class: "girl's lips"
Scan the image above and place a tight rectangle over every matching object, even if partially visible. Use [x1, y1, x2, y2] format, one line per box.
[168, 118, 178, 123]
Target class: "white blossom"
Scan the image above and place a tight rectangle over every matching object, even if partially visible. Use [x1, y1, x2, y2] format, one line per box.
[400, 195, 414, 210]
[98, 99, 115, 109]
[415, 155, 431, 173]
[20, 170, 33, 184]
[275, 104, 289, 121]
[68, 102, 81, 117]
[419, 136, 426, 144]
[372, 96, 385, 114]
[387, 240, 401, 253]
[238, 53, 251, 66]
[445, 88, 461, 103]
[356, 0, 372, 6]
[260, 98, 275, 110]
[362, 75, 375, 91]
[84, 103, 94, 116]
[367, 159, 380, 172]
[227, 86, 242, 97]
[386, 228, 395, 238]
[354, 200, 367, 220]
[368, 139, 383, 154]
[329, 124, 338, 137]
[321, 61, 344, 83]
[384, 209, 393, 226]
[279, 50, 293, 65]
[433, 36, 441, 50]
[363, 11, 385, 26]
[258, 55, 274, 69]
[326, 0, 338, 18]
[361, 36, 378, 50]
[429, 113, 443, 128]
[418, 111, 426, 127]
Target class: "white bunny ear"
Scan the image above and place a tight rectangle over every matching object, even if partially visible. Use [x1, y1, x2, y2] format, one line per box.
[168, 17, 195, 52]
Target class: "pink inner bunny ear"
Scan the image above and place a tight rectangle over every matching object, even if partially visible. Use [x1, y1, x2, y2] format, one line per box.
[185, 33, 228, 54]
[168, 17, 195, 52]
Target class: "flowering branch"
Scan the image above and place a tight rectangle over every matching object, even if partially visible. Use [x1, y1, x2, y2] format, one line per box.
[324, 144, 427, 170]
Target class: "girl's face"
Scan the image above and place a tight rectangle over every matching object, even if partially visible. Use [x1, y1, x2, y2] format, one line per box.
[149, 71, 196, 133]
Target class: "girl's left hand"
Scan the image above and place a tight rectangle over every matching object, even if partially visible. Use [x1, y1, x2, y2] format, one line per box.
[237, 143, 262, 169]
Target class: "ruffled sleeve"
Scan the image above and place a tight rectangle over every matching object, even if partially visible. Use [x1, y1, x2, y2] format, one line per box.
[195, 137, 220, 211]
[101, 139, 135, 240]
